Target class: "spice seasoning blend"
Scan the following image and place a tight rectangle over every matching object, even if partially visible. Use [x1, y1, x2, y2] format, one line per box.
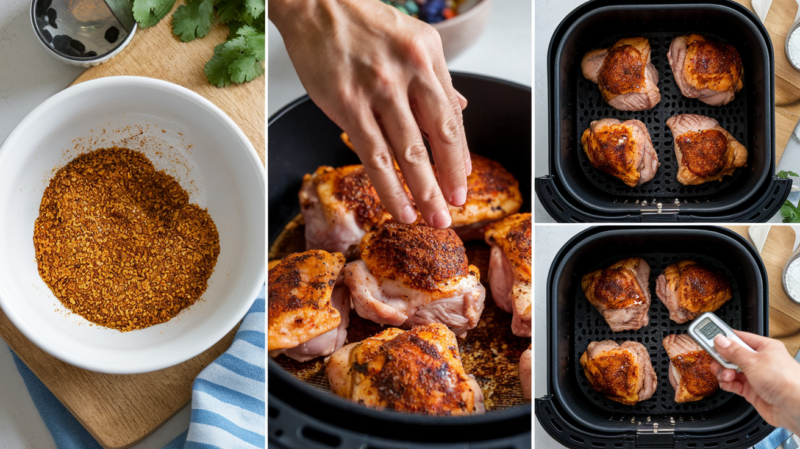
[34, 147, 220, 331]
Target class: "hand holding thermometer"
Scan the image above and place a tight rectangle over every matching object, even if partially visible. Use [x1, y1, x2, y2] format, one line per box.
[688, 312, 756, 372]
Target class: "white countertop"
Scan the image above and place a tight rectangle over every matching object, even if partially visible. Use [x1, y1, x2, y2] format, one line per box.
[0, 1, 190, 447]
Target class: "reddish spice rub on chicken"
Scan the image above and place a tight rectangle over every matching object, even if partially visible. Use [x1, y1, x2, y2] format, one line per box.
[663, 334, 720, 402]
[580, 340, 658, 405]
[581, 118, 659, 187]
[582, 258, 651, 332]
[668, 34, 743, 106]
[485, 213, 531, 337]
[666, 114, 747, 186]
[655, 260, 732, 324]
[268, 250, 350, 362]
[326, 323, 485, 415]
[343, 223, 486, 338]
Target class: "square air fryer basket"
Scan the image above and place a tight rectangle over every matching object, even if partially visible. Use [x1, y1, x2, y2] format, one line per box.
[535, 226, 773, 448]
[535, 0, 792, 222]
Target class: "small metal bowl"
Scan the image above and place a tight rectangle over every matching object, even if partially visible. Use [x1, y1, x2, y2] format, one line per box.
[782, 244, 800, 304]
[30, 0, 136, 67]
[785, 19, 800, 72]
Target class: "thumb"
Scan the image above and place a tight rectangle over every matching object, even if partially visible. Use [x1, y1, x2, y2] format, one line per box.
[714, 335, 758, 372]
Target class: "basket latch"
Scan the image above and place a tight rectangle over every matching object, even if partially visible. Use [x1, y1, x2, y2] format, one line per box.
[640, 199, 681, 215]
[636, 422, 675, 448]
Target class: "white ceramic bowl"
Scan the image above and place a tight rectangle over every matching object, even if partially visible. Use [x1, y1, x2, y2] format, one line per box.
[0, 76, 265, 374]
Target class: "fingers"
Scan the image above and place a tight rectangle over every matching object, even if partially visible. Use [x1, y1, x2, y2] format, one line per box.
[347, 112, 417, 224]
[378, 100, 451, 228]
[410, 78, 468, 207]
[714, 334, 759, 372]
[430, 52, 471, 177]
[455, 89, 468, 110]
[732, 329, 776, 351]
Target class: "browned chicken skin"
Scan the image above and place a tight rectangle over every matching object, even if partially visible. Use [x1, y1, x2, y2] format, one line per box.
[580, 340, 657, 405]
[268, 250, 350, 362]
[668, 34, 743, 106]
[485, 213, 531, 337]
[582, 258, 651, 332]
[666, 114, 747, 185]
[326, 323, 485, 415]
[581, 118, 659, 187]
[663, 334, 720, 402]
[581, 37, 661, 111]
[655, 260, 732, 324]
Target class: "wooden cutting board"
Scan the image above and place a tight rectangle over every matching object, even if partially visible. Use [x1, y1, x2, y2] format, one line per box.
[726, 226, 800, 356]
[0, 2, 265, 448]
[734, 0, 800, 163]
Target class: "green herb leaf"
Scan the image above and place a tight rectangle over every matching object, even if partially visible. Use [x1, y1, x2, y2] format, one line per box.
[133, 0, 177, 28]
[204, 25, 265, 87]
[781, 200, 800, 223]
[172, 0, 216, 42]
[243, 0, 265, 22]
[778, 170, 800, 179]
[216, 0, 244, 24]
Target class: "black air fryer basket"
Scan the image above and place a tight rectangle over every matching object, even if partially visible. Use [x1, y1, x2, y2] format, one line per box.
[535, 226, 773, 448]
[268, 73, 532, 449]
[535, 0, 792, 222]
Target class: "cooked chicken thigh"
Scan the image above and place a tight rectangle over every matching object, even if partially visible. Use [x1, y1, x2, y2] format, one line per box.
[443, 153, 522, 240]
[268, 251, 350, 362]
[580, 340, 657, 405]
[582, 257, 651, 332]
[581, 37, 661, 111]
[343, 223, 486, 337]
[485, 213, 531, 337]
[326, 323, 485, 415]
[655, 260, 732, 324]
[663, 334, 719, 403]
[300, 165, 410, 257]
[581, 119, 659, 187]
[520, 345, 532, 400]
[668, 34, 743, 106]
[666, 114, 747, 185]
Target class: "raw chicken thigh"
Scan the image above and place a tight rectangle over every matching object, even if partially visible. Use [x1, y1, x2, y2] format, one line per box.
[485, 213, 531, 337]
[582, 257, 651, 332]
[268, 251, 350, 362]
[666, 114, 747, 186]
[343, 223, 485, 338]
[326, 323, 485, 415]
[663, 334, 719, 403]
[520, 345, 532, 400]
[668, 34, 743, 106]
[580, 340, 657, 405]
[655, 260, 732, 324]
[581, 37, 661, 111]
[581, 119, 659, 187]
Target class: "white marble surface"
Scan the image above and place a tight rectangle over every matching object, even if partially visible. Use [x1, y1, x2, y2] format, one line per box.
[0, 1, 190, 447]
[268, 0, 532, 117]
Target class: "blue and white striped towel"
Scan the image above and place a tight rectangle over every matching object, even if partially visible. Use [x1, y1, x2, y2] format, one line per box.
[12, 285, 265, 449]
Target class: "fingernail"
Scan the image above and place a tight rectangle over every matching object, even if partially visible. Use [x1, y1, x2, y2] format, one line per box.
[432, 209, 451, 229]
[450, 186, 467, 206]
[715, 335, 732, 349]
[401, 205, 417, 224]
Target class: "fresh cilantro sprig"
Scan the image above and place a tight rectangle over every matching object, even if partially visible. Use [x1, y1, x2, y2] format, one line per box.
[778, 170, 800, 179]
[781, 200, 800, 223]
[131, 0, 265, 87]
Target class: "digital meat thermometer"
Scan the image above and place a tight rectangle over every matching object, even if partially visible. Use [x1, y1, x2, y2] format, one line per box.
[687, 312, 756, 372]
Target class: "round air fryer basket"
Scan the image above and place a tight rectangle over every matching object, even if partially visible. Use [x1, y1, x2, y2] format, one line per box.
[535, 0, 792, 222]
[268, 73, 532, 448]
[535, 226, 773, 448]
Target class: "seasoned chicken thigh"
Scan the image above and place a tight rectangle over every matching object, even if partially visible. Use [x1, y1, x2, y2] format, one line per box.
[485, 213, 531, 337]
[268, 250, 350, 362]
[581, 37, 661, 111]
[580, 340, 657, 405]
[668, 34, 743, 106]
[443, 153, 522, 240]
[326, 323, 485, 415]
[520, 345, 532, 400]
[666, 114, 747, 185]
[663, 334, 719, 403]
[581, 119, 659, 187]
[344, 223, 485, 337]
[582, 257, 651, 332]
[655, 260, 732, 324]
[300, 165, 410, 257]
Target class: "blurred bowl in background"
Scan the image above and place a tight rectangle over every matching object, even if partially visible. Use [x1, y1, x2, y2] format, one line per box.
[433, 0, 491, 60]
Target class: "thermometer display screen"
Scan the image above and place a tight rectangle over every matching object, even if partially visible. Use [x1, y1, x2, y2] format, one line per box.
[698, 318, 724, 340]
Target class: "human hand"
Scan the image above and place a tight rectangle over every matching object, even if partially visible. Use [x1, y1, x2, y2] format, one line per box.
[269, 0, 470, 228]
[710, 330, 800, 434]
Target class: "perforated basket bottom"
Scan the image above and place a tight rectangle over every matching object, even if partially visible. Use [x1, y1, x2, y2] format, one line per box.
[574, 252, 741, 415]
[576, 32, 749, 198]
[270, 215, 530, 412]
